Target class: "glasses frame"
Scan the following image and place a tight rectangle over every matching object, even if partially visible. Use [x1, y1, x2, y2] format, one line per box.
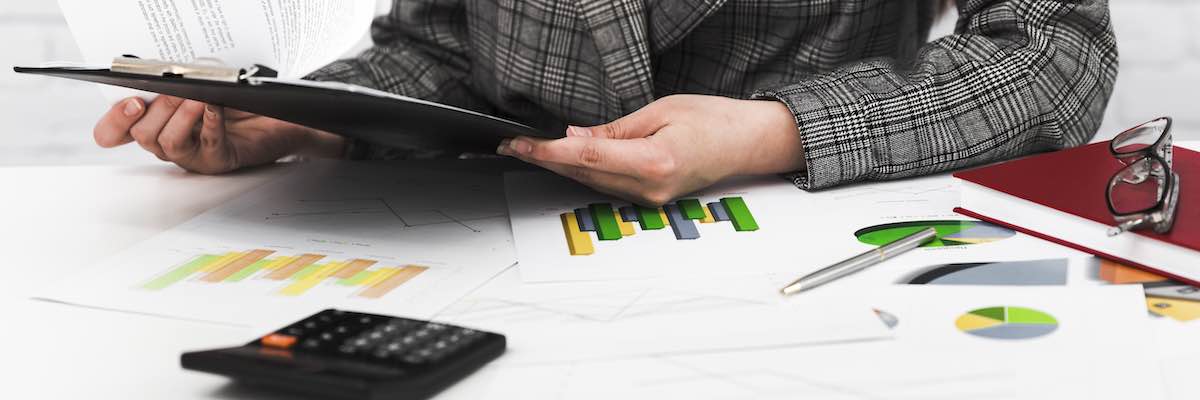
[1105, 117, 1180, 235]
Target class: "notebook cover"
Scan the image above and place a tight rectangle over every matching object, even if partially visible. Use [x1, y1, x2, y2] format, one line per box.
[952, 207, 1200, 287]
[952, 142, 1199, 251]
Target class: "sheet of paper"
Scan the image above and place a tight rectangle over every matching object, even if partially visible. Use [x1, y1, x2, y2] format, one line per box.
[434, 268, 892, 363]
[57, 0, 376, 100]
[34, 161, 517, 329]
[505, 172, 1078, 282]
[456, 286, 1164, 400]
[1063, 256, 1200, 398]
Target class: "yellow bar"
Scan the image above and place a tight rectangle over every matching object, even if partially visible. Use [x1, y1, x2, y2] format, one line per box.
[262, 256, 296, 271]
[266, 253, 325, 280]
[358, 266, 428, 299]
[700, 204, 716, 223]
[201, 249, 274, 282]
[561, 212, 595, 255]
[278, 261, 346, 296]
[658, 209, 670, 226]
[359, 267, 401, 287]
[613, 210, 635, 236]
[199, 252, 245, 273]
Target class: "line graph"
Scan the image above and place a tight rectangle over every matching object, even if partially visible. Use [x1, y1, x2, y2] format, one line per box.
[265, 198, 507, 233]
[439, 287, 767, 325]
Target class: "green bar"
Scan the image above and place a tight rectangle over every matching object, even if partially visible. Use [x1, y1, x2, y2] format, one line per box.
[143, 254, 219, 290]
[677, 199, 705, 220]
[338, 270, 374, 286]
[225, 259, 274, 282]
[291, 263, 326, 280]
[721, 197, 759, 231]
[589, 203, 623, 240]
[635, 205, 665, 230]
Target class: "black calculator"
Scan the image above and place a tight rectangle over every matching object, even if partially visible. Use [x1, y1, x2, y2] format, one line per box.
[182, 309, 505, 400]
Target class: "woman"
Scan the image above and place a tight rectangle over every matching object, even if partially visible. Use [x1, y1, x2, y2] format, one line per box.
[91, 0, 1117, 205]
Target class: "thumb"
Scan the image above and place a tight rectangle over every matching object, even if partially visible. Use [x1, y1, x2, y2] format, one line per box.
[569, 102, 669, 140]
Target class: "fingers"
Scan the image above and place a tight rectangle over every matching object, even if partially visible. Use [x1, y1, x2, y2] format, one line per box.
[129, 95, 186, 159]
[567, 99, 671, 139]
[502, 135, 669, 178]
[93, 97, 145, 148]
[189, 105, 238, 174]
[158, 100, 205, 160]
[153, 101, 237, 174]
[499, 139, 678, 205]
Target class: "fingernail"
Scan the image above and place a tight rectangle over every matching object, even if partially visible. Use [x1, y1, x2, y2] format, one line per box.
[204, 105, 218, 119]
[567, 125, 592, 137]
[496, 139, 512, 155]
[510, 138, 531, 155]
[122, 98, 143, 117]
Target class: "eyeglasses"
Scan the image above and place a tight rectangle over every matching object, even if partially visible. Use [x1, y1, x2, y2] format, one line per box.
[1106, 117, 1180, 236]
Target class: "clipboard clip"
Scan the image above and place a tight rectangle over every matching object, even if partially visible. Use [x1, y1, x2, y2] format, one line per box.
[111, 55, 278, 83]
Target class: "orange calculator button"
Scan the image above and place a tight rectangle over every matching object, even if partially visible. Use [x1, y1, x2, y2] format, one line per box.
[261, 333, 297, 349]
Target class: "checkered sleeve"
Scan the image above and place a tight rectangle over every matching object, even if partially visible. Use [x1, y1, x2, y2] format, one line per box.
[753, 0, 1118, 190]
[304, 2, 489, 160]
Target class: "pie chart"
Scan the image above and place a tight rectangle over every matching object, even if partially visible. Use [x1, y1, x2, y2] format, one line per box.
[855, 220, 1015, 247]
[955, 306, 1058, 340]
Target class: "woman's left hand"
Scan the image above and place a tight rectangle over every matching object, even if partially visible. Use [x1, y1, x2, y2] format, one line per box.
[497, 94, 806, 206]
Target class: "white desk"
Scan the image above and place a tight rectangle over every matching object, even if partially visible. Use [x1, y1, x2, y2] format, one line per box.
[0, 161, 520, 399]
[0, 164, 288, 399]
[3, 143, 1197, 399]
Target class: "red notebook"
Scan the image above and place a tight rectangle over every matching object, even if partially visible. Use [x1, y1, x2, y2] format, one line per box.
[953, 142, 1200, 286]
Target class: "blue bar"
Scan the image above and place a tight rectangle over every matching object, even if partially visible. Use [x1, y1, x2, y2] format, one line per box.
[619, 206, 639, 222]
[575, 208, 596, 232]
[663, 204, 700, 240]
[708, 202, 730, 221]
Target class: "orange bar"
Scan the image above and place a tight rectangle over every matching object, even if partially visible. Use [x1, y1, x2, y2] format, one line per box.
[333, 259, 377, 279]
[1099, 259, 1168, 284]
[200, 249, 275, 282]
[266, 254, 325, 280]
[358, 266, 428, 299]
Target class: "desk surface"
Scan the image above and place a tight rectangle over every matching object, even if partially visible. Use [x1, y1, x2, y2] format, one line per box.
[3, 144, 1196, 399]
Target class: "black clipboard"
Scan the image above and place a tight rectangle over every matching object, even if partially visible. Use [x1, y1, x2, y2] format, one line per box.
[14, 62, 558, 152]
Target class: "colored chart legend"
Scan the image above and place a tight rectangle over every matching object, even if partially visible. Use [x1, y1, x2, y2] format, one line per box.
[855, 220, 1015, 248]
[560, 197, 758, 256]
[955, 306, 1058, 340]
[142, 249, 428, 299]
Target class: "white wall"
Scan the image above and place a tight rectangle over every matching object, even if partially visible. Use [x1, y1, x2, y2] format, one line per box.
[0, 0, 1195, 166]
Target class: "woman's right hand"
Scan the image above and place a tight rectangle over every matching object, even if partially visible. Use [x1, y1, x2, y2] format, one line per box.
[94, 96, 347, 174]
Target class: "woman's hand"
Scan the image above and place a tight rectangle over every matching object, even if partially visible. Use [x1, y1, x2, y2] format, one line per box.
[497, 95, 806, 205]
[94, 96, 346, 174]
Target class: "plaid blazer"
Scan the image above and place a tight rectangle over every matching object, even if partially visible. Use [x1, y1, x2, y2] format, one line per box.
[308, 0, 1118, 190]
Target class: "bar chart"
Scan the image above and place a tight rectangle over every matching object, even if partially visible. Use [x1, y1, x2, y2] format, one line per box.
[142, 249, 429, 299]
[560, 197, 759, 256]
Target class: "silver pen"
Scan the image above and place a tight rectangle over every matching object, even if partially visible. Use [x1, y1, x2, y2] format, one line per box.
[780, 227, 938, 296]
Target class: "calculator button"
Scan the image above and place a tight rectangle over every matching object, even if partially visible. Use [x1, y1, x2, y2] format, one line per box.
[260, 334, 297, 349]
[301, 338, 322, 350]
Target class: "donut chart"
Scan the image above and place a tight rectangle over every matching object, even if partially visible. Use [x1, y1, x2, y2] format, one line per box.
[855, 220, 1016, 248]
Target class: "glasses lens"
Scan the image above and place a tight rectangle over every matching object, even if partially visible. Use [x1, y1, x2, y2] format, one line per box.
[1111, 118, 1169, 158]
[1108, 157, 1167, 215]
